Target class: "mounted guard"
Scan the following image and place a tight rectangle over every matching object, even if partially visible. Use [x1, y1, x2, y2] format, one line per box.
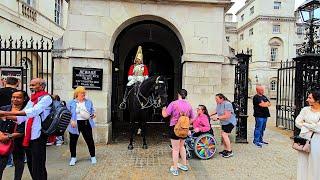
[120, 46, 149, 109]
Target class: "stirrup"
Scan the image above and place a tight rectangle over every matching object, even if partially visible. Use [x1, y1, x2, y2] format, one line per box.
[119, 101, 126, 110]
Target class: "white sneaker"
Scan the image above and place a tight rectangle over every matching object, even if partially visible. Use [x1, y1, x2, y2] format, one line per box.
[69, 157, 77, 166]
[91, 157, 97, 164]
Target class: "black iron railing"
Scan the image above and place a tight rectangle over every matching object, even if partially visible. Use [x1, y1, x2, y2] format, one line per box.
[0, 36, 54, 94]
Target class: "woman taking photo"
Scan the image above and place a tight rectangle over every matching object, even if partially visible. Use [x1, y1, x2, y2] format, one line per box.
[67, 86, 96, 166]
[162, 89, 194, 176]
[0, 90, 29, 180]
[295, 90, 320, 180]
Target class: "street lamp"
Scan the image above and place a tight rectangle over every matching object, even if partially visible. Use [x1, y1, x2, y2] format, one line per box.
[296, 0, 320, 55]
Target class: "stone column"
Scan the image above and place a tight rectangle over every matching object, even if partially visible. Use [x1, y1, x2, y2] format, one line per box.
[54, 0, 112, 144]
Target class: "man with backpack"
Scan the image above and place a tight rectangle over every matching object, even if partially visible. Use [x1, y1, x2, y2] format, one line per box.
[0, 78, 52, 180]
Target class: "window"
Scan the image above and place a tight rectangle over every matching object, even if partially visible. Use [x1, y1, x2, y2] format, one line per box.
[241, 14, 244, 21]
[273, 25, 280, 33]
[226, 36, 230, 42]
[26, 0, 34, 6]
[250, 7, 254, 15]
[270, 80, 277, 91]
[297, 27, 303, 35]
[274, 1, 281, 9]
[54, 0, 63, 26]
[240, 34, 244, 40]
[271, 48, 278, 61]
[249, 28, 253, 36]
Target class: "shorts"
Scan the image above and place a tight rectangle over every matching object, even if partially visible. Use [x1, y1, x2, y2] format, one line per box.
[168, 126, 187, 140]
[221, 123, 234, 133]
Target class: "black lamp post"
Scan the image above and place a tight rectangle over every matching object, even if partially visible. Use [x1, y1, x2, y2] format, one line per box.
[296, 0, 320, 55]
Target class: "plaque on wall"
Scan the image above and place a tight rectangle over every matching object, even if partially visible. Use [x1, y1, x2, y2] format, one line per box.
[72, 67, 103, 90]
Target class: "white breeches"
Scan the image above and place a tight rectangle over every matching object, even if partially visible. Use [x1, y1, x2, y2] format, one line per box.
[127, 76, 145, 86]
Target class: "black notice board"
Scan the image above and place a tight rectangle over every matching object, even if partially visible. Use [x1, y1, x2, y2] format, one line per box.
[72, 67, 103, 90]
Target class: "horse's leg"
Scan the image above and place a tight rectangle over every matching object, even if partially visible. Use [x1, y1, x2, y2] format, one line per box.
[141, 113, 148, 149]
[128, 113, 135, 150]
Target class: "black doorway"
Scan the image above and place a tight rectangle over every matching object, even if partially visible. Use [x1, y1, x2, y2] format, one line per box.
[112, 20, 183, 139]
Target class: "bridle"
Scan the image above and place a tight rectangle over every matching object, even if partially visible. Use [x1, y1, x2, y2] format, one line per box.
[136, 76, 167, 109]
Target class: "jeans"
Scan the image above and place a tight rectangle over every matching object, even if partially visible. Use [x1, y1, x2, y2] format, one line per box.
[253, 117, 268, 143]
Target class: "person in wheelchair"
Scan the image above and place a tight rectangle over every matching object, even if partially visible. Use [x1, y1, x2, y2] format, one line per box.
[190, 105, 212, 137]
[185, 105, 216, 160]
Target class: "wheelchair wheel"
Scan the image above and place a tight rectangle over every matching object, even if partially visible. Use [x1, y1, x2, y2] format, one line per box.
[193, 133, 216, 160]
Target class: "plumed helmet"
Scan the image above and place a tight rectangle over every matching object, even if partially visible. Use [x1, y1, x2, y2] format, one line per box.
[134, 46, 143, 63]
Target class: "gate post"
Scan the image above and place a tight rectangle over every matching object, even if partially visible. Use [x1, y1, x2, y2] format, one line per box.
[234, 52, 251, 143]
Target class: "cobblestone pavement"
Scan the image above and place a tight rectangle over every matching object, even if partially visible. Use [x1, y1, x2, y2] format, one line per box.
[3, 100, 297, 180]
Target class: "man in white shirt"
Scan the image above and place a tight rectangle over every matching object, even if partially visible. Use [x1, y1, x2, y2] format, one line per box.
[0, 78, 52, 180]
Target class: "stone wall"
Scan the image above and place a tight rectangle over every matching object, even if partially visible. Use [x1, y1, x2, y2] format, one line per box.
[59, 0, 233, 144]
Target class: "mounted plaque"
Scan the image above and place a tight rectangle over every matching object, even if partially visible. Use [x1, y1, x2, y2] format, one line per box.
[72, 67, 103, 90]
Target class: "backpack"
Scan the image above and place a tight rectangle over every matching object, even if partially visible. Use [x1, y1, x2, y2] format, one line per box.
[173, 104, 190, 138]
[41, 97, 72, 136]
[174, 114, 190, 138]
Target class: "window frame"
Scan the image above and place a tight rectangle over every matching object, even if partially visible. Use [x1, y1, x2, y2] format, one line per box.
[273, 25, 281, 33]
[226, 36, 230, 42]
[241, 14, 244, 21]
[249, 28, 253, 36]
[271, 47, 278, 61]
[240, 34, 244, 40]
[270, 80, 277, 91]
[54, 0, 63, 26]
[250, 6, 254, 15]
[297, 27, 303, 35]
[274, 1, 281, 10]
[26, 0, 34, 6]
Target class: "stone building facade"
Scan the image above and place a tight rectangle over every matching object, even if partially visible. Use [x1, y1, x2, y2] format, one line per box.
[0, 0, 69, 90]
[0, 0, 68, 41]
[226, 0, 304, 98]
[56, 0, 235, 143]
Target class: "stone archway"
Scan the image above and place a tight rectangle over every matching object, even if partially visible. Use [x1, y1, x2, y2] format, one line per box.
[111, 19, 183, 138]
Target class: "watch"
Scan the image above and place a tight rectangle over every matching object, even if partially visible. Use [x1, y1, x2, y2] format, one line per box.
[7, 134, 13, 140]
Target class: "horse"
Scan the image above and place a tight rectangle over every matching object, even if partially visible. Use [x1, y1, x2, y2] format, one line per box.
[125, 75, 168, 150]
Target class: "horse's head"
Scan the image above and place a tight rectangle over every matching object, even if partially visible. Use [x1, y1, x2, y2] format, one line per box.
[154, 76, 168, 107]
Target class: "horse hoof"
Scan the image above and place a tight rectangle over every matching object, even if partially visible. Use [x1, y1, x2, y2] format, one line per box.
[128, 144, 134, 150]
[142, 144, 148, 149]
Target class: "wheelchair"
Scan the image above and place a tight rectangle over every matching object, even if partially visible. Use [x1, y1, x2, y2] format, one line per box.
[185, 129, 217, 160]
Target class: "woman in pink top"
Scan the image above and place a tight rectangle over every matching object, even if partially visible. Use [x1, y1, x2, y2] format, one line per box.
[162, 89, 194, 176]
[191, 105, 211, 136]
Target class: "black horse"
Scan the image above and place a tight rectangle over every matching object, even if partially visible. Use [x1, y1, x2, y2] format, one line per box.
[125, 76, 168, 150]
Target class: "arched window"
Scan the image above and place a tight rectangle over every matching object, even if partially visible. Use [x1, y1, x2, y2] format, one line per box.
[270, 80, 277, 91]
[269, 37, 283, 62]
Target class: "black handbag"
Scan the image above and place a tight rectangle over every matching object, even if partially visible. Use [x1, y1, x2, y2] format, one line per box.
[293, 135, 308, 145]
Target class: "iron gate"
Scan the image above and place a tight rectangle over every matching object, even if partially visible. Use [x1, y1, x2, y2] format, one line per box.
[0, 36, 54, 93]
[276, 56, 320, 135]
[276, 60, 295, 130]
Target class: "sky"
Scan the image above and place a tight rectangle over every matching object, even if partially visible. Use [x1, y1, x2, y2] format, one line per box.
[228, 0, 306, 14]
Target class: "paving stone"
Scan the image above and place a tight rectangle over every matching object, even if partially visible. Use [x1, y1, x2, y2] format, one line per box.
[2, 100, 296, 179]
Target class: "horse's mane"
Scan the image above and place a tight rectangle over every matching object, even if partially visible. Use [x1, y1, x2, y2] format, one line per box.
[139, 76, 160, 95]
